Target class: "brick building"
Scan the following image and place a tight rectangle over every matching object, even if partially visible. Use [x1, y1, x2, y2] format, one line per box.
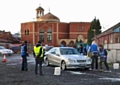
[95, 22, 120, 63]
[21, 6, 91, 47]
[95, 22, 120, 45]
[0, 30, 20, 43]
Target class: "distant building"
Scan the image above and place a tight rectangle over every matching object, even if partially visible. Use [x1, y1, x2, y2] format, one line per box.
[95, 22, 120, 45]
[21, 5, 91, 47]
[0, 30, 20, 44]
[95, 22, 120, 63]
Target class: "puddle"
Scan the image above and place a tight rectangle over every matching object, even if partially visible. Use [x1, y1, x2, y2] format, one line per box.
[7, 63, 18, 66]
[27, 60, 35, 63]
[99, 78, 120, 82]
[70, 71, 86, 75]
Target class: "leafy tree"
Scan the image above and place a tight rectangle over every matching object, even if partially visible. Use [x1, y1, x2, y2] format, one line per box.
[87, 17, 102, 45]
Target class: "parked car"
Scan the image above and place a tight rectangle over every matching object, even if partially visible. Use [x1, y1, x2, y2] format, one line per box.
[44, 47, 92, 70]
[0, 46, 14, 56]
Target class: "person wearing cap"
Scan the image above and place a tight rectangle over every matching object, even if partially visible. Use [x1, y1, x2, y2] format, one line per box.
[33, 41, 44, 76]
[20, 41, 29, 71]
[98, 44, 111, 72]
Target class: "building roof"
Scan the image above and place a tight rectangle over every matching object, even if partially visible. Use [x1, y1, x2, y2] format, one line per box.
[96, 22, 120, 38]
[39, 12, 60, 22]
[36, 6, 44, 11]
[103, 22, 120, 33]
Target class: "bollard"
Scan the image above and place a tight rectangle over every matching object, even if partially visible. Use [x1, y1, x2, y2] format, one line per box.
[113, 63, 119, 69]
[54, 67, 61, 75]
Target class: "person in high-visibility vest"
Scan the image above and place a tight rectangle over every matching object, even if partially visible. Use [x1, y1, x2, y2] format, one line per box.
[33, 41, 44, 76]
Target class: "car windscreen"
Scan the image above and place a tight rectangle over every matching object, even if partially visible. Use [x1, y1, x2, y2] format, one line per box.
[60, 48, 80, 55]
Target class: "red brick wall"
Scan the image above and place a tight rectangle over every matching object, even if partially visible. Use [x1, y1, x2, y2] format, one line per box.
[58, 23, 69, 39]
[69, 22, 90, 39]
[21, 21, 91, 46]
[21, 22, 34, 44]
[34, 22, 58, 46]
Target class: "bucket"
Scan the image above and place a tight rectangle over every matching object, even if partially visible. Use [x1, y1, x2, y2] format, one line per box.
[113, 63, 119, 69]
[54, 67, 61, 75]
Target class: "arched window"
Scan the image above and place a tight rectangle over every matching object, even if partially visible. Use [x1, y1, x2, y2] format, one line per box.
[47, 29, 52, 42]
[39, 29, 44, 42]
[25, 30, 27, 35]
[27, 30, 29, 35]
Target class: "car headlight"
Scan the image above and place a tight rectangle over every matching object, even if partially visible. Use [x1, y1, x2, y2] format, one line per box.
[68, 59, 77, 63]
[86, 58, 92, 62]
[11, 50, 13, 53]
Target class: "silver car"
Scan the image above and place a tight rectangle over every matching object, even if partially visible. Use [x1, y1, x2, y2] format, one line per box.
[0, 46, 14, 56]
[44, 47, 92, 70]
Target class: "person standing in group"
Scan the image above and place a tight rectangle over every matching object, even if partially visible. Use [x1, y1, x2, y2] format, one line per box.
[98, 44, 111, 72]
[20, 41, 29, 71]
[78, 44, 84, 55]
[88, 40, 99, 71]
[33, 41, 44, 76]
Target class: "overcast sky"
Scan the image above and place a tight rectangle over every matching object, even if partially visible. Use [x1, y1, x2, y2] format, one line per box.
[0, 0, 120, 34]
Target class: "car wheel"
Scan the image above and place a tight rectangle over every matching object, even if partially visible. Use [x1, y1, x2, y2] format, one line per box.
[45, 58, 50, 66]
[61, 61, 66, 71]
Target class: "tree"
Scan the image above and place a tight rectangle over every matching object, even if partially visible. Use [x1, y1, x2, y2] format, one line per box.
[87, 17, 102, 45]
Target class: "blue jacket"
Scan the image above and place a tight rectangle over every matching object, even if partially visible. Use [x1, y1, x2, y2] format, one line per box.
[20, 44, 27, 56]
[90, 44, 98, 52]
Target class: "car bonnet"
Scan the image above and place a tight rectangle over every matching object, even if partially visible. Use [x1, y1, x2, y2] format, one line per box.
[62, 54, 86, 60]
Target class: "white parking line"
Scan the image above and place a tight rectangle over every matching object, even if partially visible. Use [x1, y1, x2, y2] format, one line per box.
[99, 78, 120, 82]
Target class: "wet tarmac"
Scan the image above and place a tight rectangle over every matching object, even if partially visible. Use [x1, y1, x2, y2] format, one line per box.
[0, 54, 120, 85]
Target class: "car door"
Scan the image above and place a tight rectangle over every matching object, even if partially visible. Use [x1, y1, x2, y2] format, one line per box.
[48, 48, 61, 66]
[47, 48, 56, 65]
[53, 48, 61, 66]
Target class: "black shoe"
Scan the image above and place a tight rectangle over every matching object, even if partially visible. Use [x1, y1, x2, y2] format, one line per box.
[21, 69, 24, 71]
[25, 69, 29, 71]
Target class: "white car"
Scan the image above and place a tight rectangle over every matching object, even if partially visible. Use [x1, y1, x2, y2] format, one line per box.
[44, 47, 92, 70]
[0, 46, 14, 55]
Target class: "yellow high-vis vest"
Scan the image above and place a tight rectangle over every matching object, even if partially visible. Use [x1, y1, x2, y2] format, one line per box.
[34, 46, 44, 57]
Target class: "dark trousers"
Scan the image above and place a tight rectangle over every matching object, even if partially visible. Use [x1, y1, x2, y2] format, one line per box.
[35, 58, 43, 75]
[99, 58, 109, 70]
[21, 55, 28, 71]
[91, 55, 98, 70]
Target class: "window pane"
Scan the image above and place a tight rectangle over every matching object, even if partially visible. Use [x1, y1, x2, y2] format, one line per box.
[25, 30, 26, 35]
[39, 29, 44, 42]
[47, 29, 52, 42]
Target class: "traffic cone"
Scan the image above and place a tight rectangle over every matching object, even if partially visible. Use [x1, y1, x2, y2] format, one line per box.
[2, 54, 7, 62]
